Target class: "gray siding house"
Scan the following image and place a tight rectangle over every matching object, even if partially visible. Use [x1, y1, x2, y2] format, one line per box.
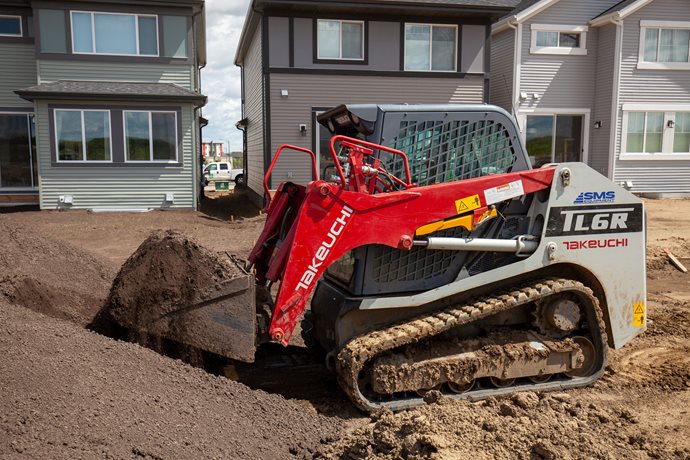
[491, 0, 690, 195]
[234, 0, 520, 205]
[0, 0, 207, 209]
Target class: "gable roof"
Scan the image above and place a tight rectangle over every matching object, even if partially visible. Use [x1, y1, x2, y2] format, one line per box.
[590, 0, 654, 26]
[491, 0, 560, 34]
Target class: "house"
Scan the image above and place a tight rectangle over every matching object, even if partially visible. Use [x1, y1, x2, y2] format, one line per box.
[234, 0, 521, 205]
[0, 0, 207, 210]
[491, 0, 690, 195]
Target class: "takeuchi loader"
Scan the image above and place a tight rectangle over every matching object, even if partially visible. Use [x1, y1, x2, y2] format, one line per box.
[117, 104, 647, 412]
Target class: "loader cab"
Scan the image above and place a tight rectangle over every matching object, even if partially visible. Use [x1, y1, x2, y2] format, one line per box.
[317, 104, 533, 297]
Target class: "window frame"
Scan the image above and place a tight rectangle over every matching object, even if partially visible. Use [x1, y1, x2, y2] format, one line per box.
[638, 20, 690, 70]
[123, 110, 179, 163]
[530, 24, 588, 56]
[54, 108, 113, 163]
[70, 11, 160, 57]
[0, 15, 22, 37]
[403, 22, 459, 73]
[315, 19, 366, 62]
[620, 104, 690, 160]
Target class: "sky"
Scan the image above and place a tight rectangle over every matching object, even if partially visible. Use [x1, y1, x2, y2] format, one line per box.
[200, 0, 252, 154]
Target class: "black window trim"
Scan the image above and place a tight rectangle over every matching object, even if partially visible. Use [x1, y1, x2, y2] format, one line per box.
[312, 17, 369, 65]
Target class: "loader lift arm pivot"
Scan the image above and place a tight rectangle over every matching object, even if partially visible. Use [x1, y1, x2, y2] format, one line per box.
[248, 136, 556, 345]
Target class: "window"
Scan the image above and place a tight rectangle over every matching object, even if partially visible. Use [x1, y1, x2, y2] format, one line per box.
[404, 24, 457, 71]
[71, 11, 158, 56]
[0, 15, 22, 37]
[219, 163, 228, 171]
[124, 111, 177, 162]
[622, 106, 690, 158]
[317, 20, 364, 60]
[525, 114, 584, 168]
[640, 21, 690, 69]
[675, 113, 690, 153]
[55, 110, 111, 162]
[0, 113, 36, 188]
[530, 24, 587, 55]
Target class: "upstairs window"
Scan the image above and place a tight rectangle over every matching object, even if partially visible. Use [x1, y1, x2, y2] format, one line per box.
[317, 19, 364, 61]
[404, 24, 457, 72]
[0, 15, 22, 37]
[71, 11, 158, 56]
[640, 21, 690, 69]
[530, 24, 587, 55]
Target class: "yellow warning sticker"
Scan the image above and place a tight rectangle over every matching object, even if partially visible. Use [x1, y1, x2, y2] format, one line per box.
[455, 194, 481, 214]
[633, 302, 645, 328]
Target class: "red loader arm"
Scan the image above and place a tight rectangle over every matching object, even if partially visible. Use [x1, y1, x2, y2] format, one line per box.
[248, 136, 555, 345]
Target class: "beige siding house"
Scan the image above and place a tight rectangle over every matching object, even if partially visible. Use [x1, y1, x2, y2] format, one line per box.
[234, 0, 520, 205]
[492, 0, 690, 195]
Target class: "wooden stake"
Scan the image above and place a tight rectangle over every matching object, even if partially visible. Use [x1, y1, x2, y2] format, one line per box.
[664, 249, 688, 273]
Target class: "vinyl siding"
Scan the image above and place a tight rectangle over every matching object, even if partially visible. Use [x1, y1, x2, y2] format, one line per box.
[518, 0, 620, 111]
[37, 60, 194, 90]
[0, 43, 37, 107]
[590, 23, 617, 177]
[37, 101, 196, 210]
[268, 73, 485, 187]
[489, 28, 515, 112]
[244, 23, 265, 199]
[613, 0, 690, 193]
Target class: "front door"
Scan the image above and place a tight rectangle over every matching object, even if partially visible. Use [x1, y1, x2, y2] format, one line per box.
[313, 111, 335, 181]
[0, 113, 37, 190]
[525, 114, 584, 168]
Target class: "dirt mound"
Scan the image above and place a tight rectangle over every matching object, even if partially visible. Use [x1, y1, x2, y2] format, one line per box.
[103, 229, 245, 324]
[0, 219, 114, 325]
[97, 230, 255, 362]
[0, 300, 341, 459]
[315, 392, 688, 459]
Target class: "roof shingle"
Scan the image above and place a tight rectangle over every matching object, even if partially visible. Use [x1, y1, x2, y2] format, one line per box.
[15, 81, 207, 105]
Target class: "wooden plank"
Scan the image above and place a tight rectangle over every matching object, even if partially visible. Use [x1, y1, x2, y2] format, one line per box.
[664, 249, 688, 273]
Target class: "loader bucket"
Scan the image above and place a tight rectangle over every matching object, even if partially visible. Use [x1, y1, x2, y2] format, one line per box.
[103, 230, 257, 363]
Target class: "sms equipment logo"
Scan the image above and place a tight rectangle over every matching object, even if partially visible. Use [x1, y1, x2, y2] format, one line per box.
[574, 191, 615, 205]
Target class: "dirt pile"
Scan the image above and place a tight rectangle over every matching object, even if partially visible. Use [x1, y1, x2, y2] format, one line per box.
[103, 230, 245, 324]
[0, 219, 114, 325]
[0, 300, 341, 459]
[97, 230, 255, 361]
[315, 391, 688, 460]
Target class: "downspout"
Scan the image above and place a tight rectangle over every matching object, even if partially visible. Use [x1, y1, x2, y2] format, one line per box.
[608, 16, 624, 182]
[507, 19, 522, 130]
[193, 7, 207, 209]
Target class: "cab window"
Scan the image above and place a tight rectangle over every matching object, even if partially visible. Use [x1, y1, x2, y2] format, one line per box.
[219, 163, 229, 170]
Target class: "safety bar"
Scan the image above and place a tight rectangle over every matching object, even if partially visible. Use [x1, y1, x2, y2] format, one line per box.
[328, 135, 413, 189]
[264, 144, 318, 209]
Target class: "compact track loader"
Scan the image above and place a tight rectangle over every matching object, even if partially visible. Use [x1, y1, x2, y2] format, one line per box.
[117, 104, 647, 412]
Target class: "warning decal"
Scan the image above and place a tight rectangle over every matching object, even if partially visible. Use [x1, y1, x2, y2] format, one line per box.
[633, 302, 645, 328]
[484, 180, 525, 206]
[455, 194, 481, 214]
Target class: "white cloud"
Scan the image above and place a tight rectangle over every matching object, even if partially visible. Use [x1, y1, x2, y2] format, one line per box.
[201, 0, 251, 153]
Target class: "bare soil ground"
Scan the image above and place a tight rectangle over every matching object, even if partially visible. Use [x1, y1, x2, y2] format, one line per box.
[0, 195, 689, 459]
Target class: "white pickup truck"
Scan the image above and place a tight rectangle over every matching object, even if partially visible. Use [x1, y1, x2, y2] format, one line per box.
[203, 162, 244, 187]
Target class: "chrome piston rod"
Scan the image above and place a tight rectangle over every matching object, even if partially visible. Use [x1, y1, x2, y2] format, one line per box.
[414, 236, 539, 255]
